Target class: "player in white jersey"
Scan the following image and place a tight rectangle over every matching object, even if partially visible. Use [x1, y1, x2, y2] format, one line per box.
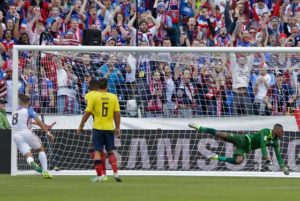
[12, 94, 54, 179]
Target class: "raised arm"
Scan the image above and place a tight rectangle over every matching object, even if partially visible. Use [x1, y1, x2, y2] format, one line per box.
[64, 6, 74, 25]
[94, 0, 107, 18]
[128, 12, 136, 31]
[79, 0, 88, 22]
[273, 141, 289, 175]
[148, 14, 160, 30]
[25, 16, 35, 41]
[34, 116, 54, 141]
[101, 25, 111, 42]
[13, 13, 20, 40]
[119, 26, 129, 40]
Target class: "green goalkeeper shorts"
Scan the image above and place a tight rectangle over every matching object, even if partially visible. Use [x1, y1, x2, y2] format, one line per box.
[226, 134, 250, 157]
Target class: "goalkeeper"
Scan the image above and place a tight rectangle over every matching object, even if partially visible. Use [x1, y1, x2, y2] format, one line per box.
[188, 123, 289, 175]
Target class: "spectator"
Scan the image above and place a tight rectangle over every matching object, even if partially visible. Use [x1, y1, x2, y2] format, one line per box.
[56, 60, 80, 114]
[179, 17, 199, 46]
[64, 0, 86, 30]
[146, 70, 163, 116]
[199, 61, 217, 116]
[211, 58, 231, 116]
[105, 36, 116, 46]
[154, 1, 173, 46]
[168, 0, 180, 46]
[19, 32, 30, 45]
[176, 69, 197, 118]
[214, 27, 230, 47]
[265, 71, 296, 115]
[111, 11, 130, 45]
[230, 53, 254, 115]
[25, 8, 45, 45]
[0, 98, 10, 129]
[101, 0, 121, 26]
[61, 29, 81, 46]
[83, 4, 104, 30]
[73, 53, 98, 79]
[253, 64, 271, 115]
[161, 64, 176, 117]
[124, 53, 137, 101]
[98, 54, 124, 94]
[0, 69, 7, 100]
[128, 10, 160, 46]
[196, 5, 216, 41]
[1, 29, 17, 60]
[252, 0, 272, 18]
[268, 16, 282, 36]
[25, 67, 55, 113]
[40, 16, 63, 45]
[179, 0, 196, 27]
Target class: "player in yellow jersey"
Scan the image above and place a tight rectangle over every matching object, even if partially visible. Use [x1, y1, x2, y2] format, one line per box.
[84, 79, 108, 182]
[78, 78, 121, 182]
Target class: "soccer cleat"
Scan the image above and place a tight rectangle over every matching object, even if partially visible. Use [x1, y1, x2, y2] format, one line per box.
[90, 175, 108, 182]
[282, 167, 289, 176]
[90, 176, 104, 183]
[102, 175, 109, 181]
[114, 175, 122, 182]
[43, 171, 53, 179]
[188, 123, 201, 131]
[209, 154, 219, 160]
[30, 162, 43, 173]
[89, 176, 98, 183]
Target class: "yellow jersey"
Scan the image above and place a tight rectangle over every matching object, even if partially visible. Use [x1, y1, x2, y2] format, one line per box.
[85, 90, 120, 130]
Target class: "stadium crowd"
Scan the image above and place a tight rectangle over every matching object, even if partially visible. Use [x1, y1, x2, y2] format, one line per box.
[0, 0, 299, 118]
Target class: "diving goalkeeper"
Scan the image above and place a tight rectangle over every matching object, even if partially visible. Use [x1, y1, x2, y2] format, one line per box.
[188, 123, 289, 175]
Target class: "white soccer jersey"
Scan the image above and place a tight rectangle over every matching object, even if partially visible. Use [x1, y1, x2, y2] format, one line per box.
[12, 107, 37, 132]
[12, 107, 41, 155]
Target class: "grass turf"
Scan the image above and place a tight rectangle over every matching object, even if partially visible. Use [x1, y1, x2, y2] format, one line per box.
[0, 175, 300, 201]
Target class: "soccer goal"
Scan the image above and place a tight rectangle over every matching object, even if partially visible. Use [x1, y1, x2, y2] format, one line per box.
[11, 46, 300, 177]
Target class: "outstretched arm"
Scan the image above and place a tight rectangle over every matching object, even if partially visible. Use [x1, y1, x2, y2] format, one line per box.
[34, 116, 54, 142]
[273, 141, 289, 175]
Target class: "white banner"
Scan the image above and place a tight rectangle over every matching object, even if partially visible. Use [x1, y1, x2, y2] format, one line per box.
[7, 115, 299, 131]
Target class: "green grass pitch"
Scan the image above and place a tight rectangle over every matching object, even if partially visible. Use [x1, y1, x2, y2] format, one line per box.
[1, 175, 300, 201]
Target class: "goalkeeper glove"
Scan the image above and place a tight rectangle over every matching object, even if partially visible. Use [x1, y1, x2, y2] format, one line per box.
[282, 166, 289, 175]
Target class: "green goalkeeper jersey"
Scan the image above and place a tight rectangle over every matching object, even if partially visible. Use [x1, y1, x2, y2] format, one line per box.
[246, 128, 285, 168]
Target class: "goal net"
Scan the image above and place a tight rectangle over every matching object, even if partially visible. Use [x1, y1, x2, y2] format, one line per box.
[11, 46, 300, 177]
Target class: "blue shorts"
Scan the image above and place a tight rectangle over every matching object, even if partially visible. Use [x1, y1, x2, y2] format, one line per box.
[92, 129, 115, 152]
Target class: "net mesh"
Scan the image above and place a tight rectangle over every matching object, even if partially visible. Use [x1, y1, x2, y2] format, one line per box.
[13, 48, 300, 174]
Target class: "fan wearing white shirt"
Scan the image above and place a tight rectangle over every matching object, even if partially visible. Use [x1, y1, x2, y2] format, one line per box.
[253, 64, 271, 115]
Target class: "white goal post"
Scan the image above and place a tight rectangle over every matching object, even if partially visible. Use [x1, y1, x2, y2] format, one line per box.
[11, 46, 300, 177]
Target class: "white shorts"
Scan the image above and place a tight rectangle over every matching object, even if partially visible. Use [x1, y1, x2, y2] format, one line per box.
[13, 131, 42, 155]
